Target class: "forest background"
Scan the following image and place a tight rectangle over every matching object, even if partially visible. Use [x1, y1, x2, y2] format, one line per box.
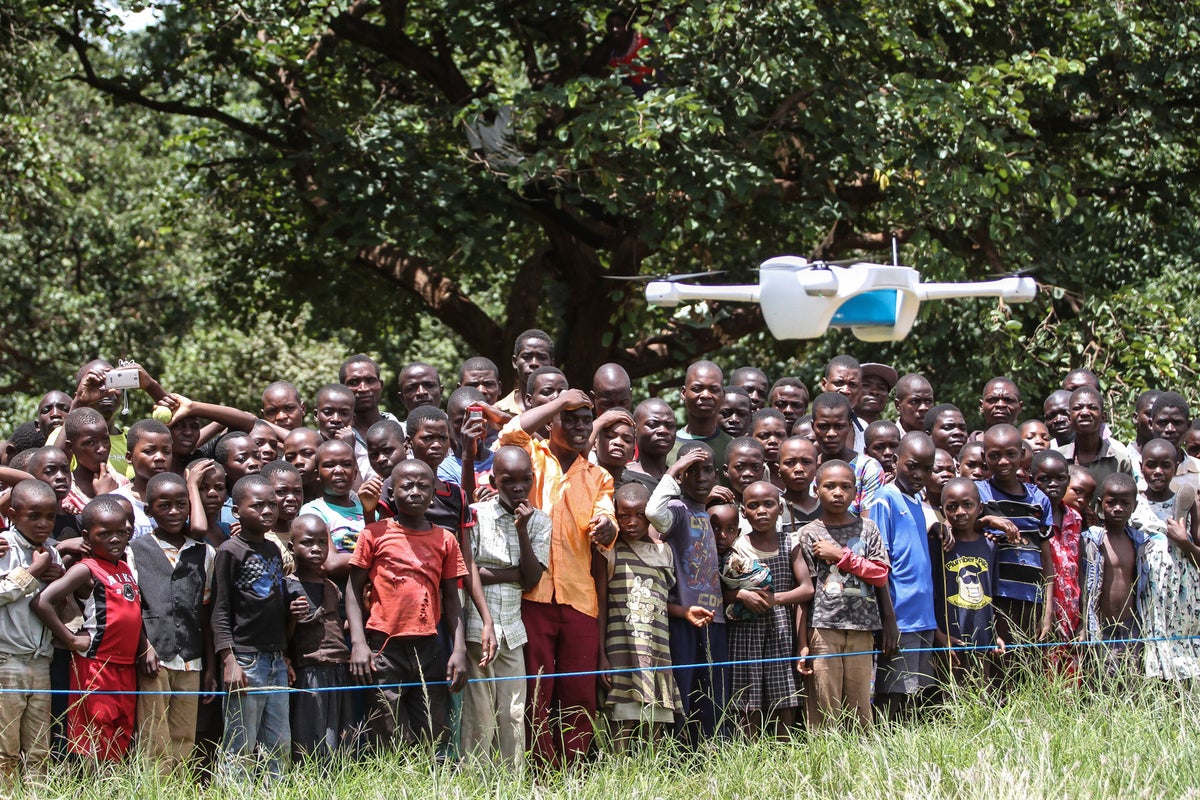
[3, 0, 1200, 436]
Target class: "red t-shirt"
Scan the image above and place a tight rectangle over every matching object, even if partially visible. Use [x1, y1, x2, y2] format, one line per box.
[349, 520, 466, 638]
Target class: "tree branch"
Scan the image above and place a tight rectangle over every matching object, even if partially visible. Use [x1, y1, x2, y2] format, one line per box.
[617, 305, 767, 380]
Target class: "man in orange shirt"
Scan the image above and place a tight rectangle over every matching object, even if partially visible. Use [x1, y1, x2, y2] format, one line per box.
[499, 386, 616, 766]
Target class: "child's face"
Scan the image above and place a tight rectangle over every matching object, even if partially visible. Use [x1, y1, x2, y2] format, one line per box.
[752, 417, 788, 464]
[36, 391, 71, 434]
[930, 451, 956, 497]
[409, 420, 451, 468]
[615, 496, 651, 542]
[198, 469, 227, 515]
[1064, 473, 1096, 515]
[390, 463, 435, 518]
[221, 436, 261, 483]
[250, 424, 280, 465]
[771, 386, 808, 430]
[894, 443, 934, 495]
[940, 483, 980, 535]
[865, 428, 901, 475]
[930, 410, 968, 457]
[262, 386, 307, 430]
[1141, 444, 1179, 494]
[678, 452, 717, 502]
[85, 508, 132, 563]
[1020, 420, 1051, 453]
[492, 457, 533, 510]
[984, 431, 1023, 482]
[170, 417, 202, 456]
[709, 504, 740, 553]
[284, 431, 321, 486]
[1101, 486, 1136, 527]
[792, 419, 816, 444]
[1185, 429, 1200, 461]
[10, 497, 57, 545]
[815, 466, 856, 516]
[30, 449, 71, 501]
[812, 407, 850, 458]
[233, 483, 279, 535]
[270, 471, 304, 523]
[131, 432, 172, 482]
[724, 445, 765, 496]
[597, 423, 635, 471]
[366, 430, 407, 479]
[1016, 448, 1033, 484]
[718, 392, 751, 438]
[317, 445, 358, 498]
[1033, 459, 1070, 503]
[733, 373, 768, 412]
[525, 373, 568, 408]
[291, 523, 329, 570]
[742, 482, 782, 533]
[314, 392, 354, 440]
[958, 445, 988, 480]
[148, 483, 190, 536]
[67, 421, 111, 473]
[778, 439, 817, 495]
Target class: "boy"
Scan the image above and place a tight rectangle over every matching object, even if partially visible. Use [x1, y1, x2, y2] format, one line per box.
[496, 330, 555, 415]
[719, 386, 752, 438]
[924, 449, 957, 527]
[261, 381, 307, 431]
[768, 378, 810, 434]
[300, 440, 365, 581]
[284, 514, 353, 760]
[61, 407, 125, 514]
[114, 418, 173, 541]
[933, 478, 1002, 682]
[211, 474, 290, 781]
[730, 366, 769, 413]
[262, 460, 303, 573]
[957, 441, 989, 481]
[1079, 473, 1150, 676]
[213, 432, 264, 538]
[1031, 450, 1083, 652]
[894, 374, 935, 437]
[33, 495, 141, 762]
[0, 480, 64, 779]
[346, 459, 468, 749]
[750, 408, 788, 485]
[864, 420, 901, 483]
[131, 471, 215, 772]
[646, 442, 727, 744]
[796, 461, 890, 730]
[24, 446, 81, 542]
[778, 436, 820, 533]
[621, 398, 678, 491]
[1019, 420, 1052, 454]
[461, 446, 550, 767]
[313, 384, 357, 447]
[670, 361, 732, 467]
[810, 392, 884, 516]
[283, 427, 323, 503]
[1065, 465, 1099, 529]
[869, 433, 938, 720]
[1058, 386, 1135, 491]
[723, 437, 767, 506]
[924, 404, 968, 460]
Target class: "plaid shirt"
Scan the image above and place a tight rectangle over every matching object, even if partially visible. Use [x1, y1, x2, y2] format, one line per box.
[466, 499, 551, 648]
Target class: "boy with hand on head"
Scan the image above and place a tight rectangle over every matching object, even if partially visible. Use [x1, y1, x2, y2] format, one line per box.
[0, 480, 64, 780]
[869, 432, 939, 721]
[284, 515, 353, 761]
[113, 418, 173, 541]
[211, 474, 291, 782]
[795, 460, 890, 730]
[646, 442, 728, 744]
[461, 446, 549, 768]
[33, 495, 141, 762]
[346, 459, 468, 751]
[130, 471, 216, 773]
[933, 478, 1003, 683]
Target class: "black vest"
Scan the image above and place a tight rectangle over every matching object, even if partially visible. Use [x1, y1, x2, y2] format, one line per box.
[131, 536, 207, 664]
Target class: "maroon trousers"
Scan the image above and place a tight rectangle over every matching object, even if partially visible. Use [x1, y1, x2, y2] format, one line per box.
[521, 600, 598, 766]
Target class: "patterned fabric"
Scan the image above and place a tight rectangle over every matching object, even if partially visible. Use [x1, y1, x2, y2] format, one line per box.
[467, 499, 551, 647]
[299, 497, 365, 554]
[799, 517, 888, 631]
[849, 454, 883, 517]
[1047, 505, 1083, 639]
[719, 550, 772, 622]
[728, 529, 800, 711]
[603, 539, 681, 714]
[1079, 524, 1152, 642]
[1137, 495, 1200, 679]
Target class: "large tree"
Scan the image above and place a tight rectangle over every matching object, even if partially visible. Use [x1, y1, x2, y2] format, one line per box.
[10, 0, 1200, 394]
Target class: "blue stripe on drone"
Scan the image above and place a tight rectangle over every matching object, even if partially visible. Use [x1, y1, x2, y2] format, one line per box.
[831, 290, 899, 327]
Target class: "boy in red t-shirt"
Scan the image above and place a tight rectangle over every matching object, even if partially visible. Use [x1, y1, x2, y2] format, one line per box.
[345, 459, 468, 750]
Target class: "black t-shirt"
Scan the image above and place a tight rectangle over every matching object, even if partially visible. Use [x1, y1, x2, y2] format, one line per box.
[933, 536, 998, 648]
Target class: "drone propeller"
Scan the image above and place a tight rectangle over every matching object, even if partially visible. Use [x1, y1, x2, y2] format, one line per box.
[602, 270, 726, 283]
[999, 266, 1039, 279]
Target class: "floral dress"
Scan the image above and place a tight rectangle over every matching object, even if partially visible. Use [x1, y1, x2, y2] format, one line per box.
[1137, 496, 1200, 680]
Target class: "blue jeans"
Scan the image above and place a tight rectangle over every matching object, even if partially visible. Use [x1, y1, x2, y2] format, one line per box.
[221, 651, 290, 782]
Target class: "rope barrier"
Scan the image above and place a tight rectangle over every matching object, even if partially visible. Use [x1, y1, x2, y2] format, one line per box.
[5, 633, 1195, 697]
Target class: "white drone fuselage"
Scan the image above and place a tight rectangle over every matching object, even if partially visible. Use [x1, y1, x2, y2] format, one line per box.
[644, 255, 1038, 341]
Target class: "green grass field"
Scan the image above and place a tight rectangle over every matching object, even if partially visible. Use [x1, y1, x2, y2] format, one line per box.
[14, 675, 1199, 799]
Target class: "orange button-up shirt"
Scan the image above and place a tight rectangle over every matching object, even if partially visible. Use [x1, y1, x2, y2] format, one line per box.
[499, 420, 615, 618]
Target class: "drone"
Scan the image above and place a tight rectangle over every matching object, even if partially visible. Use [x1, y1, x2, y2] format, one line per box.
[640, 254, 1038, 342]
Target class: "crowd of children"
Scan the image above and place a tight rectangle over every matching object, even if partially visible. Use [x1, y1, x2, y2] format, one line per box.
[0, 342, 1198, 782]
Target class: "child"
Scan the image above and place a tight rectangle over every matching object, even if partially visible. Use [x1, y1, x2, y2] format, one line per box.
[1019, 420, 1052, 454]
[719, 387, 752, 438]
[284, 514, 353, 760]
[0, 480, 64, 779]
[924, 404, 968, 460]
[749, 409, 788, 486]
[723, 437, 767, 506]
[364, 419, 406, 516]
[261, 381, 307, 432]
[933, 478, 1002, 683]
[864, 420, 902, 483]
[114, 418, 173, 540]
[130, 471, 215, 772]
[1136, 438, 1200, 681]
[24, 446, 82, 542]
[602, 482, 691, 750]
[727, 480, 809, 736]
[213, 432, 264, 538]
[796, 460, 890, 730]
[300, 440, 365, 582]
[345, 459, 468, 750]
[262, 460, 303, 574]
[1079, 473, 1150, 676]
[1031, 449, 1083, 673]
[810, 392, 883, 517]
[61, 407, 125, 514]
[33, 495, 141, 762]
[595, 410, 637, 486]
[924, 449, 957, 529]
[645, 443, 727, 744]
[1065, 465, 1099, 528]
[211, 474, 290, 781]
[957, 441, 989, 481]
[283, 427, 323, 503]
[777, 436, 820, 533]
[461, 446, 550, 768]
[869, 432, 938, 721]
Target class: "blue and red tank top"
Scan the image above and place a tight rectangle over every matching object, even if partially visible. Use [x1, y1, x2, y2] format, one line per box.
[79, 557, 142, 664]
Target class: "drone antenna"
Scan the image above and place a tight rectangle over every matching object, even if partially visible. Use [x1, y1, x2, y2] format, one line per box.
[891, 234, 899, 267]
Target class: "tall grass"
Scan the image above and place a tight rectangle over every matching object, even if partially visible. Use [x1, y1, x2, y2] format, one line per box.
[13, 673, 1199, 799]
